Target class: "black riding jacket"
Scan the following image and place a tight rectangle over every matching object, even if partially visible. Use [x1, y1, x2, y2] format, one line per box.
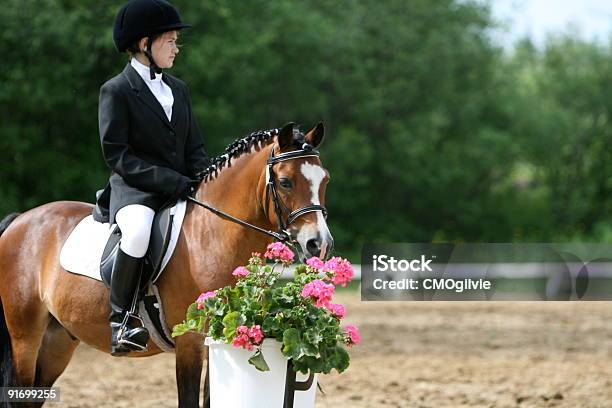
[93, 62, 210, 224]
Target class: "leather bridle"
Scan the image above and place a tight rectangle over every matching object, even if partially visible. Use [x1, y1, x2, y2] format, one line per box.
[264, 143, 328, 234]
[188, 143, 328, 243]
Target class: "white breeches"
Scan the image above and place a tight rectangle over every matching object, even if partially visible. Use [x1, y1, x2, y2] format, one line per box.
[115, 204, 155, 258]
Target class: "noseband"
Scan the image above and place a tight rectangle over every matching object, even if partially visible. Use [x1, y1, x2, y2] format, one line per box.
[188, 143, 328, 243]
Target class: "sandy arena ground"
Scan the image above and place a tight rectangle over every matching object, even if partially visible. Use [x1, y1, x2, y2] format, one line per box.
[53, 292, 612, 407]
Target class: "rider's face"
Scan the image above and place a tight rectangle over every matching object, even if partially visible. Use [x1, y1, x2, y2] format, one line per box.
[140, 30, 179, 68]
[148, 31, 180, 69]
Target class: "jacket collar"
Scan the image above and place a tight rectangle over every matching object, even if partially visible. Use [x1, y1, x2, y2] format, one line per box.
[130, 57, 164, 83]
[122, 62, 182, 130]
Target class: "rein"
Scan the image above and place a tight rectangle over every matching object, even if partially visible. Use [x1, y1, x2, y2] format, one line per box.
[187, 196, 290, 242]
[187, 143, 328, 244]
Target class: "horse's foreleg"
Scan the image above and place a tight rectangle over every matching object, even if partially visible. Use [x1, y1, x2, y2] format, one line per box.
[175, 332, 206, 408]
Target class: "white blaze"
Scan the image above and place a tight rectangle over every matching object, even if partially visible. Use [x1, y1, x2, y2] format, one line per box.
[299, 162, 332, 258]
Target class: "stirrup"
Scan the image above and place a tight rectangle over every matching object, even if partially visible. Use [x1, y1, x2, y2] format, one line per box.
[113, 312, 149, 354]
[121, 310, 145, 330]
[116, 337, 148, 351]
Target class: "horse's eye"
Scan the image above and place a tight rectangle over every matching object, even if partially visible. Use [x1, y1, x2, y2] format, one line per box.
[279, 178, 292, 189]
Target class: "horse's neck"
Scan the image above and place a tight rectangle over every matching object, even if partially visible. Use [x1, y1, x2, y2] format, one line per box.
[182, 143, 275, 289]
[194, 144, 273, 229]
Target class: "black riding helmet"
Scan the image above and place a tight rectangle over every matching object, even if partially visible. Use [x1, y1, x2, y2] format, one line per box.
[113, 0, 191, 78]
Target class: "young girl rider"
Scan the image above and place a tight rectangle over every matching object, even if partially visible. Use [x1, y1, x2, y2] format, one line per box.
[93, 0, 210, 355]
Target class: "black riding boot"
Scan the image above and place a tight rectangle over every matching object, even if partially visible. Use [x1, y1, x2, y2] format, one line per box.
[109, 247, 150, 356]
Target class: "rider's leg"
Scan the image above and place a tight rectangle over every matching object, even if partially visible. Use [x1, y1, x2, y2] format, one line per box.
[116, 204, 155, 258]
[110, 204, 155, 355]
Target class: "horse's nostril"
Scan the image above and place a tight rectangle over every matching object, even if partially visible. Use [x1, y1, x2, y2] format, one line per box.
[306, 238, 321, 256]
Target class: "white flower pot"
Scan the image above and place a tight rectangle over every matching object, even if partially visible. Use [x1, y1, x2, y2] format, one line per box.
[205, 338, 318, 408]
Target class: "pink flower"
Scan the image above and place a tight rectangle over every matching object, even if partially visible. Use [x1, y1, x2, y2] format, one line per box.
[232, 266, 250, 278]
[196, 291, 215, 310]
[231, 324, 264, 351]
[344, 324, 361, 347]
[301, 279, 335, 308]
[248, 325, 264, 344]
[323, 257, 354, 287]
[232, 326, 253, 350]
[326, 303, 346, 319]
[306, 256, 325, 270]
[264, 242, 294, 263]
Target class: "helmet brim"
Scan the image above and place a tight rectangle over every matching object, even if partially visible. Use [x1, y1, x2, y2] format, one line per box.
[149, 22, 192, 36]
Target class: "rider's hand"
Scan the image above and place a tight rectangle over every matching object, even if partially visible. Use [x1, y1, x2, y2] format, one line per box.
[174, 177, 198, 200]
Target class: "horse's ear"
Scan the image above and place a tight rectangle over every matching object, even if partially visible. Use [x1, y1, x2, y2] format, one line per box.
[278, 122, 295, 149]
[305, 122, 325, 148]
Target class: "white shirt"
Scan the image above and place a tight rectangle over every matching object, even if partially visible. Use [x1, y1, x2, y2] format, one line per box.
[130, 58, 174, 121]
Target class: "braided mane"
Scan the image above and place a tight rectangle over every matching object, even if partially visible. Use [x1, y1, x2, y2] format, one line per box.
[195, 127, 306, 183]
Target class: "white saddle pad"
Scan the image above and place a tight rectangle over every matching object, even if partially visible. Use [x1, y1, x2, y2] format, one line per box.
[60, 200, 187, 282]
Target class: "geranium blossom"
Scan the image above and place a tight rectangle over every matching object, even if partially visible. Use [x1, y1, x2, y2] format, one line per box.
[323, 257, 354, 287]
[344, 324, 361, 347]
[249, 252, 264, 266]
[301, 279, 335, 307]
[232, 266, 250, 278]
[306, 256, 325, 270]
[248, 325, 264, 343]
[196, 291, 215, 310]
[232, 326, 253, 350]
[232, 324, 264, 351]
[326, 303, 346, 318]
[264, 242, 294, 263]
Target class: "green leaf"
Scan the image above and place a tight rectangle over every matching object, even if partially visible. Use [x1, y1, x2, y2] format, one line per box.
[246, 296, 262, 312]
[209, 320, 224, 338]
[228, 287, 243, 311]
[212, 301, 227, 316]
[282, 328, 317, 359]
[222, 311, 242, 339]
[292, 355, 323, 375]
[294, 264, 308, 276]
[329, 346, 350, 374]
[171, 322, 189, 338]
[282, 328, 303, 359]
[304, 328, 323, 346]
[186, 302, 203, 320]
[261, 289, 272, 311]
[248, 349, 270, 372]
[262, 315, 280, 333]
